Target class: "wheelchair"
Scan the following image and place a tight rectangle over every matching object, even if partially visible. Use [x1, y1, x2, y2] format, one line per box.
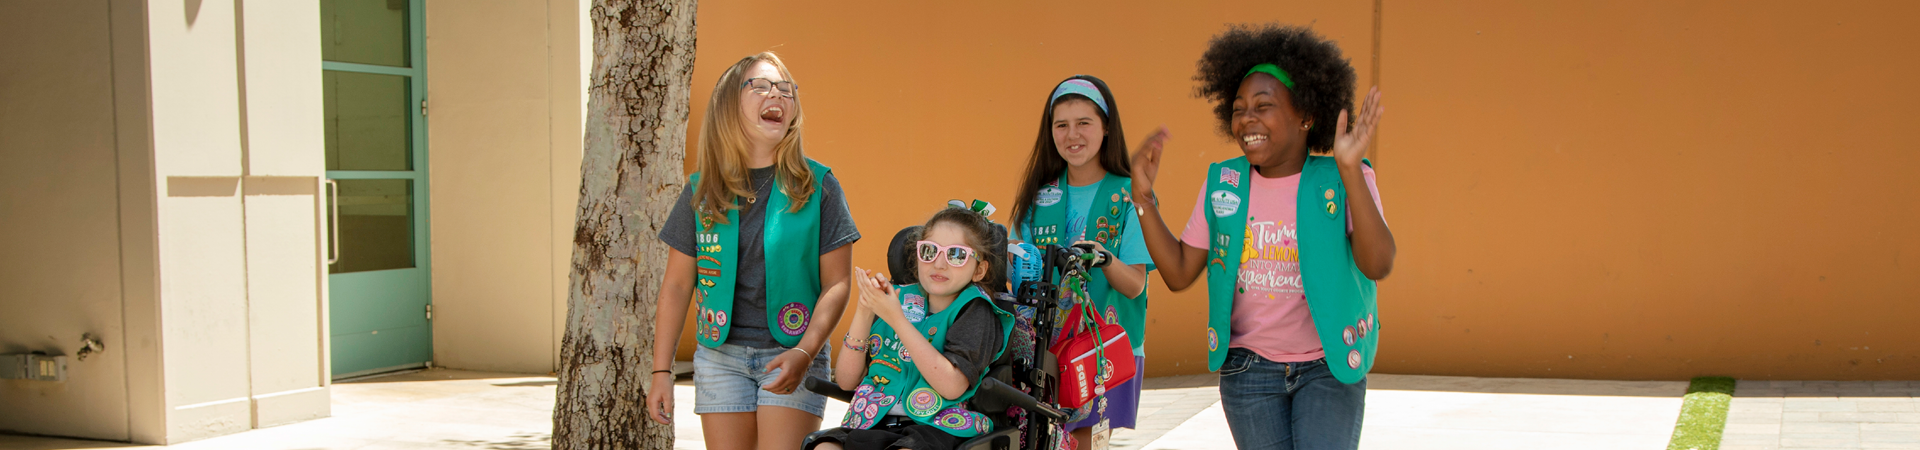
[803, 224, 1121, 450]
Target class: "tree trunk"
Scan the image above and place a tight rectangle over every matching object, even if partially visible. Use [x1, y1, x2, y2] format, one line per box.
[553, 0, 696, 449]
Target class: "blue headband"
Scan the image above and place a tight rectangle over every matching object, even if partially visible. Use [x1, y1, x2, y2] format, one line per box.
[1048, 79, 1109, 115]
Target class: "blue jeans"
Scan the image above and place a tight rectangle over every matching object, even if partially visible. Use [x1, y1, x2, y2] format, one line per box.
[1218, 348, 1366, 450]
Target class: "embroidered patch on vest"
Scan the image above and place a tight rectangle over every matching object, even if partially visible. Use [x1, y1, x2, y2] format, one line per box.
[1220, 167, 1242, 188]
[1347, 349, 1363, 369]
[844, 384, 897, 429]
[903, 293, 928, 323]
[777, 303, 809, 335]
[1210, 190, 1242, 217]
[1036, 185, 1064, 207]
[933, 407, 976, 432]
[907, 387, 941, 416]
[1206, 327, 1219, 351]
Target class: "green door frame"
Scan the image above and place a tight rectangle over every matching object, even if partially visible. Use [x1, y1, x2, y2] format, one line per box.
[324, 0, 432, 379]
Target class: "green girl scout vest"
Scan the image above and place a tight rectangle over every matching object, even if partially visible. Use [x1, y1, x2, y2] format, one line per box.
[1202, 155, 1379, 384]
[689, 159, 831, 349]
[1027, 172, 1150, 354]
[842, 284, 1014, 438]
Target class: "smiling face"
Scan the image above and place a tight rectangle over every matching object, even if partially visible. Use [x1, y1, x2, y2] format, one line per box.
[1050, 98, 1106, 171]
[1231, 73, 1310, 167]
[736, 61, 793, 152]
[915, 222, 988, 298]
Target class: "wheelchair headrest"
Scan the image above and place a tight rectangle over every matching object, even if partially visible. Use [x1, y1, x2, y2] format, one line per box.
[885, 226, 923, 286]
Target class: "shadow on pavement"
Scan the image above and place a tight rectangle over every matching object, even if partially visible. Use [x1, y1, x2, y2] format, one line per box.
[441, 431, 551, 450]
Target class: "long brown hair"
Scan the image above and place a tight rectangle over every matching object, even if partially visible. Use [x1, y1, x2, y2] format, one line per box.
[693, 52, 815, 224]
[1009, 75, 1131, 234]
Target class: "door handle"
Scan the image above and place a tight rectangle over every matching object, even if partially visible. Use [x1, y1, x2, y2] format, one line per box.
[326, 179, 341, 265]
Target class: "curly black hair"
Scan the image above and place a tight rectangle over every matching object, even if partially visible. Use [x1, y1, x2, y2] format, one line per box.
[1195, 24, 1356, 151]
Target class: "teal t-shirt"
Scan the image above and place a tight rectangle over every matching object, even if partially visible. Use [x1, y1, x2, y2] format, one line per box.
[1019, 181, 1155, 271]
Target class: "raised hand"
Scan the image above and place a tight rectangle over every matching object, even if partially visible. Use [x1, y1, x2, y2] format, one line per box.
[1129, 126, 1171, 203]
[1330, 87, 1384, 168]
[853, 267, 903, 323]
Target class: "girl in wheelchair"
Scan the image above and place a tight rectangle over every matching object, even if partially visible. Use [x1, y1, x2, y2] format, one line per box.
[806, 204, 1014, 450]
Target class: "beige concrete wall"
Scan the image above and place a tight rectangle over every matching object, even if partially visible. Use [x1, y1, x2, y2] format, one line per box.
[237, 0, 330, 428]
[147, 0, 257, 440]
[146, 0, 332, 442]
[0, 0, 133, 441]
[0, 0, 329, 443]
[425, 0, 583, 374]
[109, 0, 167, 442]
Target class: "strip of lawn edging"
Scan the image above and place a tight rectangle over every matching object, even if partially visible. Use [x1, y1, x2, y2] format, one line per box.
[1667, 376, 1736, 450]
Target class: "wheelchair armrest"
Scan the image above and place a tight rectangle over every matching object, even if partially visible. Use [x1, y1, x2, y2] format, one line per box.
[975, 377, 1069, 422]
[804, 376, 855, 403]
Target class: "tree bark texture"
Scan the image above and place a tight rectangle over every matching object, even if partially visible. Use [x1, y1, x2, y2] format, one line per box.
[553, 0, 696, 449]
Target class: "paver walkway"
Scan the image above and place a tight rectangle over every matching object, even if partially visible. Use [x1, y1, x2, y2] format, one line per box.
[1721, 380, 1920, 450]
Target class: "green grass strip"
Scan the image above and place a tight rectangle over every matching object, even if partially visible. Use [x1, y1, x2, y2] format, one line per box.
[1667, 376, 1737, 450]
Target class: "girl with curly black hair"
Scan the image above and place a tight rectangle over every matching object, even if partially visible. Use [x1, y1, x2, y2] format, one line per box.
[1128, 24, 1395, 450]
[1007, 75, 1154, 449]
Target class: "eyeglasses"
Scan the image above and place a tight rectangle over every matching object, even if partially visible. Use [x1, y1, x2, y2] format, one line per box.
[916, 241, 976, 267]
[741, 77, 798, 98]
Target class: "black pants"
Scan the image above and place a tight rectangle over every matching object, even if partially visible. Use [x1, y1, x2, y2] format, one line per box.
[805, 416, 965, 450]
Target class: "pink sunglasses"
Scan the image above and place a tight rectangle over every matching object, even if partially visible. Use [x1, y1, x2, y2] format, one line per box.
[915, 241, 977, 267]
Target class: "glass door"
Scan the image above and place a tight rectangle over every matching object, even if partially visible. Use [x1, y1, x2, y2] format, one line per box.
[322, 0, 431, 379]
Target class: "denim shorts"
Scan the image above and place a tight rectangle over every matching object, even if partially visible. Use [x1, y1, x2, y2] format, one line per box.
[693, 342, 832, 416]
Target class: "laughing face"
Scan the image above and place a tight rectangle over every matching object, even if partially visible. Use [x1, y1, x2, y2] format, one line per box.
[737, 61, 793, 152]
[1050, 98, 1106, 172]
[1230, 73, 1310, 168]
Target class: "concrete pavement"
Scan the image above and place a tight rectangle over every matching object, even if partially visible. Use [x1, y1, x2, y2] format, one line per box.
[1, 369, 1700, 450]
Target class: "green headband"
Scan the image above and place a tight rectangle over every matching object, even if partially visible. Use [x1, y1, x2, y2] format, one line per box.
[1244, 63, 1296, 90]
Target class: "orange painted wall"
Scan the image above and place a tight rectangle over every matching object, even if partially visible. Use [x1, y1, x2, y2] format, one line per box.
[672, 1, 1920, 380]
[1378, 1, 1920, 380]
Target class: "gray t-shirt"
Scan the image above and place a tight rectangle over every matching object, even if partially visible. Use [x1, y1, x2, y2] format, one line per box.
[659, 166, 861, 349]
[940, 299, 1006, 388]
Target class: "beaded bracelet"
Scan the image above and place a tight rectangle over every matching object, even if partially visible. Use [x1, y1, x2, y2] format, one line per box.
[842, 336, 868, 352]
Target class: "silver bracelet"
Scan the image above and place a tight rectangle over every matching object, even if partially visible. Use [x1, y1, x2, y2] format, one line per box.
[787, 346, 812, 359]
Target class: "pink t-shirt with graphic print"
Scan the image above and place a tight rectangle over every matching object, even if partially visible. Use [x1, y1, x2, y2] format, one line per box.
[1179, 164, 1382, 363]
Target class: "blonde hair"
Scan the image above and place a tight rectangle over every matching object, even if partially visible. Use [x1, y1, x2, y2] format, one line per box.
[694, 52, 815, 224]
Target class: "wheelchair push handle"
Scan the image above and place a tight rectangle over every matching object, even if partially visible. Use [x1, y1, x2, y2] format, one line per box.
[1058, 243, 1112, 270]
